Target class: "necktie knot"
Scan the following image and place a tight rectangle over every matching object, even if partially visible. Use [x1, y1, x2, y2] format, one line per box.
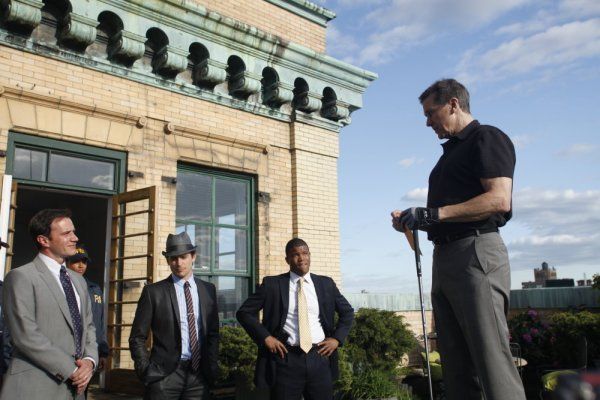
[184, 281, 190, 289]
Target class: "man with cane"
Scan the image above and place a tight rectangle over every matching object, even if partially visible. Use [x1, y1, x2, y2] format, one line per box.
[391, 79, 525, 400]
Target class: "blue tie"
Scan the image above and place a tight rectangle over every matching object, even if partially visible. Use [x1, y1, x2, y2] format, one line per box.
[60, 266, 83, 358]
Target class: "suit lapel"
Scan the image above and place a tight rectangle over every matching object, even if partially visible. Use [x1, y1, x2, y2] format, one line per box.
[195, 278, 208, 335]
[312, 274, 326, 323]
[279, 273, 290, 328]
[33, 256, 74, 331]
[166, 277, 181, 326]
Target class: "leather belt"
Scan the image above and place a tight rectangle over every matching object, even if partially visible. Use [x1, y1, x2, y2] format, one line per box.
[431, 227, 498, 245]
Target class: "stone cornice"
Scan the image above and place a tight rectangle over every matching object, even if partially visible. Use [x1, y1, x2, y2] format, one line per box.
[0, 0, 377, 132]
[263, 0, 336, 27]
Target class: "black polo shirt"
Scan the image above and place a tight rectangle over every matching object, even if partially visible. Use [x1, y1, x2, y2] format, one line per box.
[426, 120, 515, 240]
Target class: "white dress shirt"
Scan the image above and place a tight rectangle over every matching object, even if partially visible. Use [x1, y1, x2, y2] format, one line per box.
[283, 272, 325, 346]
[39, 253, 81, 310]
[172, 274, 201, 360]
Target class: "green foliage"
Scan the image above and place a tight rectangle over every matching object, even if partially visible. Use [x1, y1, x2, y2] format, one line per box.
[550, 311, 600, 365]
[593, 274, 600, 291]
[349, 369, 415, 400]
[508, 309, 555, 366]
[345, 308, 417, 374]
[509, 309, 600, 369]
[335, 347, 354, 396]
[334, 308, 417, 399]
[217, 325, 257, 389]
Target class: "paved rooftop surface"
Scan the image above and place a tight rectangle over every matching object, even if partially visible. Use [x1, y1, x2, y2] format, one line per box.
[87, 384, 141, 400]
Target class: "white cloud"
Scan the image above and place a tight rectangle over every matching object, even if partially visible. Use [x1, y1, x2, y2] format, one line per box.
[402, 187, 428, 201]
[458, 18, 600, 83]
[507, 188, 600, 270]
[326, 24, 359, 62]
[512, 134, 534, 149]
[556, 143, 598, 157]
[398, 157, 423, 168]
[327, 0, 529, 66]
[558, 0, 600, 19]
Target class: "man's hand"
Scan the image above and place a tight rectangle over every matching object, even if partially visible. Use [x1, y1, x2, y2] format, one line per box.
[264, 336, 288, 359]
[317, 337, 339, 357]
[98, 357, 107, 371]
[392, 207, 439, 231]
[70, 358, 94, 395]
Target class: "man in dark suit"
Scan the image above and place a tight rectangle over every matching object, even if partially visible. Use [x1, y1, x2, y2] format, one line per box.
[236, 238, 354, 400]
[67, 244, 109, 399]
[0, 237, 10, 389]
[129, 232, 219, 400]
[1, 209, 98, 400]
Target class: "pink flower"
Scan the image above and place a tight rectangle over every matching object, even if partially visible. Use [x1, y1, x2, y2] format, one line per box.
[527, 309, 538, 318]
[530, 328, 539, 336]
[522, 333, 532, 343]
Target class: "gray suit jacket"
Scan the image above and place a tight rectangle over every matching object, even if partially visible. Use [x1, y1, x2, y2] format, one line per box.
[0, 255, 98, 400]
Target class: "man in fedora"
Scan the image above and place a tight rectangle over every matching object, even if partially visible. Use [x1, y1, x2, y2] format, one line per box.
[129, 232, 219, 400]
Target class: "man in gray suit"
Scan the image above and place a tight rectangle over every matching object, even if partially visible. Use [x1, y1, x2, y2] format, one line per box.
[0, 209, 98, 400]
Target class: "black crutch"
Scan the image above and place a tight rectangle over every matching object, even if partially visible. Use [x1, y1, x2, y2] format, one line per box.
[412, 228, 434, 400]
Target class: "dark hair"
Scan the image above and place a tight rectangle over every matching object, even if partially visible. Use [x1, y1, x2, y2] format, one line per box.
[285, 238, 309, 255]
[419, 78, 470, 113]
[29, 209, 72, 249]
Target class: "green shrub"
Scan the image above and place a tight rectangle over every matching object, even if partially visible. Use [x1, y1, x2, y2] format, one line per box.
[349, 369, 415, 400]
[550, 311, 600, 365]
[217, 325, 257, 388]
[335, 347, 353, 397]
[508, 309, 555, 366]
[345, 308, 416, 374]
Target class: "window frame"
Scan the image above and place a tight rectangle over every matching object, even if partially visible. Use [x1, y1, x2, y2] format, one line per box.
[176, 164, 256, 320]
[6, 132, 126, 195]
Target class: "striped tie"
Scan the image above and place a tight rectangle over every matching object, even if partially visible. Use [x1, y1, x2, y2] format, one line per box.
[184, 281, 201, 371]
[297, 278, 312, 353]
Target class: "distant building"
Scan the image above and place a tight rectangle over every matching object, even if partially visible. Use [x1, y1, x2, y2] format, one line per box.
[577, 279, 592, 287]
[522, 281, 539, 289]
[546, 279, 575, 288]
[534, 262, 557, 286]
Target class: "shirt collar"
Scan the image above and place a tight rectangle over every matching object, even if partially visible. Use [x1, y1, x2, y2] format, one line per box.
[441, 120, 479, 149]
[39, 252, 65, 274]
[290, 271, 312, 285]
[454, 120, 479, 141]
[171, 274, 196, 288]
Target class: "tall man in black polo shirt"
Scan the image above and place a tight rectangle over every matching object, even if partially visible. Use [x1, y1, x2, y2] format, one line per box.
[391, 79, 526, 400]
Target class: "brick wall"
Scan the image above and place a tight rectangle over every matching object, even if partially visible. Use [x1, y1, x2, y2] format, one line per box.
[0, 43, 342, 365]
[193, 0, 327, 53]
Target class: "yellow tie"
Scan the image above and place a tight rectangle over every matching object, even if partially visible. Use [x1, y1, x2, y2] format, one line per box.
[297, 278, 312, 353]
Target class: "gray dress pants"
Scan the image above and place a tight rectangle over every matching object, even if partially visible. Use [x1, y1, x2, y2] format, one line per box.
[431, 232, 526, 400]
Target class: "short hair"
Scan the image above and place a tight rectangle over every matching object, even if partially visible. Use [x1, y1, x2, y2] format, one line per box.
[29, 209, 72, 250]
[285, 238, 309, 255]
[419, 78, 470, 113]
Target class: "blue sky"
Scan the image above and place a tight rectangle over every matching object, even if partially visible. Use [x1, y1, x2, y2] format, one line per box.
[316, 0, 600, 293]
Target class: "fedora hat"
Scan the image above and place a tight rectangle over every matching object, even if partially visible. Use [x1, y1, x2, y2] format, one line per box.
[162, 232, 197, 257]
